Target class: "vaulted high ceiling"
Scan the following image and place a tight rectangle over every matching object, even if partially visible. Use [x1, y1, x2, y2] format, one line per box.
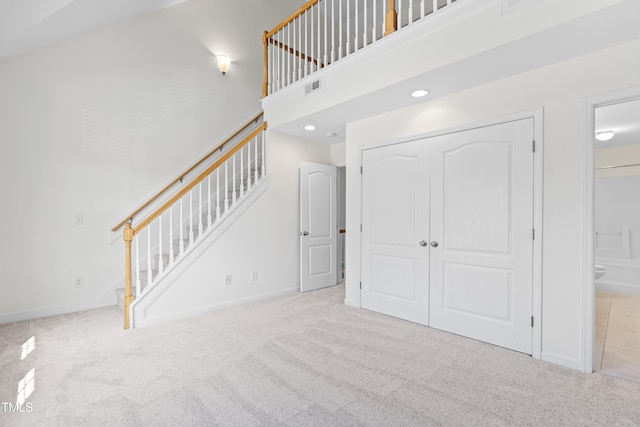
[0, 0, 190, 61]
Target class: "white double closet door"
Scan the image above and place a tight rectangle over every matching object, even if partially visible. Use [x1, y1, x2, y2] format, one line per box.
[361, 119, 535, 354]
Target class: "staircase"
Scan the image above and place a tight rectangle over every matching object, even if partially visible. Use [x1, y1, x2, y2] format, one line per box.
[113, 113, 268, 328]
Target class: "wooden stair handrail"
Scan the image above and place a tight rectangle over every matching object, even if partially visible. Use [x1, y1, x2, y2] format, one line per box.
[111, 112, 264, 232]
[132, 122, 268, 235]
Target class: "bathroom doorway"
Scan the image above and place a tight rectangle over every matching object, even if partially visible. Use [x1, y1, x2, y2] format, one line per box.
[593, 97, 640, 382]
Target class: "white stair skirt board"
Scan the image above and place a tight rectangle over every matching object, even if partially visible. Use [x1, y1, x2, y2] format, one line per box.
[125, 178, 269, 328]
[361, 118, 535, 355]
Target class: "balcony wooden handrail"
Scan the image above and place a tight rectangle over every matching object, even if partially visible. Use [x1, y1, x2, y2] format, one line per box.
[262, 0, 399, 97]
[132, 121, 268, 235]
[265, 0, 319, 39]
[111, 112, 264, 232]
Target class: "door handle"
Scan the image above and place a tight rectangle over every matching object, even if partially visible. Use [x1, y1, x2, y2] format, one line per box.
[419, 240, 428, 247]
[301, 231, 309, 236]
[430, 241, 439, 248]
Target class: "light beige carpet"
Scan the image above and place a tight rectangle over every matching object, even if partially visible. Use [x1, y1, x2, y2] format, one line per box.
[2, 284, 640, 426]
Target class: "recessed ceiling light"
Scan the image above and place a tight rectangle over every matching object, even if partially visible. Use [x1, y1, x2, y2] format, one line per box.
[304, 124, 316, 131]
[595, 130, 615, 141]
[411, 89, 429, 98]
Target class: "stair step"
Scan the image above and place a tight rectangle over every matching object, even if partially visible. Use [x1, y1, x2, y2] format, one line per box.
[154, 253, 170, 270]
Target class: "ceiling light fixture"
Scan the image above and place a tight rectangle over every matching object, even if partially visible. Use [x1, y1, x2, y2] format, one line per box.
[595, 130, 615, 141]
[304, 124, 316, 131]
[216, 55, 231, 75]
[411, 89, 429, 98]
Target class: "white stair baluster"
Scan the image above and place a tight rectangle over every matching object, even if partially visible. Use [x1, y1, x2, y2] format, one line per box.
[189, 191, 194, 245]
[317, 2, 321, 69]
[169, 205, 174, 263]
[158, 216, 163, 274]
[304, 12, 309, 76]
[147, 228, 152, 288]
[409, 0, 413, 25]
[280, 29, 285, 89]
[247, 140, 253, 191]
[331, 0, 335, 63]
[420, 0, 425, 18]
[346, 0, 350, 55]
[363, 0, 367, 46]
[310, 5, 315, 72]
[240, 146, 245, 198]
[286, 22, 291, 85]
[339, 0, 343, 59]
[224, 162, 229, 212]
[254, 137, 259, 183]
[135, 236, 141, 296]
[298, 16, 302, 80]
[216, 168, 221, 220]
[232, 153, 237, 204]
[373, 0, 377, 42]
[432, 0, 437, 15]
[207, 175, 212, 228]
[355, 0, 359, 51]
[198, 182, 203, 238]
[179, 199, 184, 254]
[324, 0, 328, 65]
[261, 131, 266, 177]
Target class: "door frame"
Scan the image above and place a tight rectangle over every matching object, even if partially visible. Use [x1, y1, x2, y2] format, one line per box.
[582, 86, 640, 372]
[358, 109, 544, 359]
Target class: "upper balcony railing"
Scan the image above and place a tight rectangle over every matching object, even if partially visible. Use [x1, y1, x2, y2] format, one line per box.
[262, 0, 458, 97]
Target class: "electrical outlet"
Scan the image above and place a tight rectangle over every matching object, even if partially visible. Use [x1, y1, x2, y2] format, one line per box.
[225, 274, 232, 285]
[251, 271, 258, 281]
[74, 277, 84, 288]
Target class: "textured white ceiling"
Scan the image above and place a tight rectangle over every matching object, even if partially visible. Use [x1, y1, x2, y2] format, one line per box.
[0, 0, 189, 61]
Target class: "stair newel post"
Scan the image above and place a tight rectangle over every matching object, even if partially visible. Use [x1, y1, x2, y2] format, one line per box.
[384, 0, 397, 36]
[262, 31, 269, 97]
[123, 222, 135, 330]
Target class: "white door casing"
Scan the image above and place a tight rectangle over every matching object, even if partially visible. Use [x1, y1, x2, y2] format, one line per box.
[361, 142, 430, 325]
[360, 118, 535, 354]
[300, 162, 338, 292]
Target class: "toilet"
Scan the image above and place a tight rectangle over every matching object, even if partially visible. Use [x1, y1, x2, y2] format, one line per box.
[595, 264, 607, 280]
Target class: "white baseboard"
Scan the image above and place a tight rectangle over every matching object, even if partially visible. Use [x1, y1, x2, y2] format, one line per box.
[540, 352, 583, 372]
[596, 281, 640, 297]
[0, 294, 116, 325]
[344, 298, 360, 308]
[136, 286, 298, 328]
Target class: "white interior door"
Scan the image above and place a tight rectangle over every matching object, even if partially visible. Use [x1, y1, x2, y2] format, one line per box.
[360, 119, 535, 354]
[361, 142, 430, 325]
[300, 162, 338, 292]
[429, 119, 534, 354]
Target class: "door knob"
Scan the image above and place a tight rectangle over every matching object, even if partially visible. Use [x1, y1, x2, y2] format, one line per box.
[419, 240, 428, 247]
[430, 241, 439, 247]
[301, 231, 309, 236]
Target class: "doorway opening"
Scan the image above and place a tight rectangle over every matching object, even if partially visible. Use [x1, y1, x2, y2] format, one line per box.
[592, 97, 640, 382]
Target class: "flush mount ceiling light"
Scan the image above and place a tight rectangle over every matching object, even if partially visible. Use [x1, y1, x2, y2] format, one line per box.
[304, 124, 316, 131]
[595, 130, 615, 141]
[411, 89, 429, 98]
[216, 55, 231, 75]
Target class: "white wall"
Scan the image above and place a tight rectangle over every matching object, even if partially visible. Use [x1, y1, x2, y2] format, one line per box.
[0, 0, 302, 322]
[345, 39, 640, 370]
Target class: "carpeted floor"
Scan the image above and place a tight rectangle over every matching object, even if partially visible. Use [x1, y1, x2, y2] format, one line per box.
[2, 284, 640, 426]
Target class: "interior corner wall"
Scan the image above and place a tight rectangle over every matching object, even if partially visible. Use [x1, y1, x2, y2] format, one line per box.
[344, 39, 640, 370]
[0, 0, 302, 323]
